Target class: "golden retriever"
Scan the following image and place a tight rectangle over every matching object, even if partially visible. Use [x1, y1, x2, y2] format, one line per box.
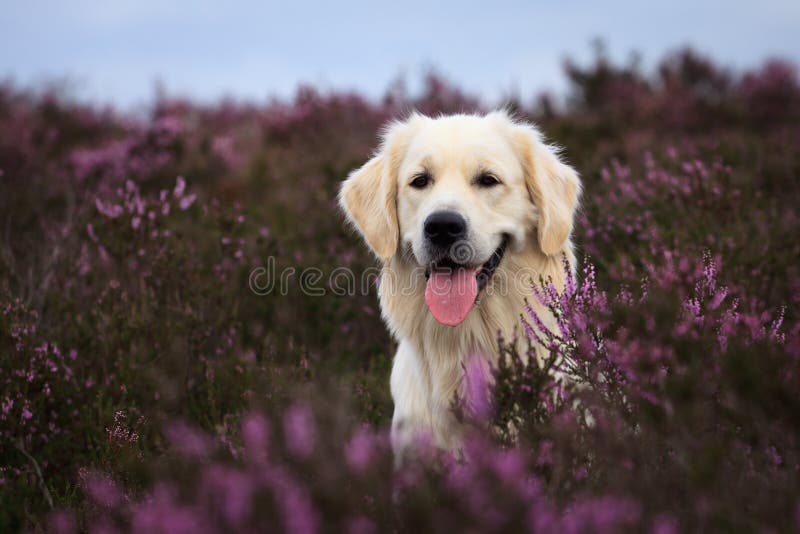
[339, 110, 581, 460]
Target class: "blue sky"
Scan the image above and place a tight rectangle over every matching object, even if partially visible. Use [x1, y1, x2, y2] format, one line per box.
[2, 0, 799, 109]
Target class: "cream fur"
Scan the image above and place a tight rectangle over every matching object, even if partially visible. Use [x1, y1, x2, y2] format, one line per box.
[339, 111, 581, 461]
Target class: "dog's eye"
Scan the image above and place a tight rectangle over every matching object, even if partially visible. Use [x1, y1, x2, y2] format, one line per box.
[476, 173, 501, 187]
[410, 172, 431, 189]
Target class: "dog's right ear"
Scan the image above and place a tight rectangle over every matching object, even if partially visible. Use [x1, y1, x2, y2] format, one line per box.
[339, 118, 416, 260]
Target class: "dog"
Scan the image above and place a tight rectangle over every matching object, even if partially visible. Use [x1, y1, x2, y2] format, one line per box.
[339, 110, 581, 460]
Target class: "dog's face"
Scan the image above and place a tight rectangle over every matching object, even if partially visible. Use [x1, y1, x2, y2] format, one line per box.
[396, 115, 530, 273]
[340, 111, 580, 325]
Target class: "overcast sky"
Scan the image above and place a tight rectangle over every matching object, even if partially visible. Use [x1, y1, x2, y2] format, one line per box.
[3, 0, 799, 109]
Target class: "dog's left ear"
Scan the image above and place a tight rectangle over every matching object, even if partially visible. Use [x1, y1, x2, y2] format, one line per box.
[339, 154, 397, 259]
[339, 118, 418, 260]
[511, 122, 581, 256]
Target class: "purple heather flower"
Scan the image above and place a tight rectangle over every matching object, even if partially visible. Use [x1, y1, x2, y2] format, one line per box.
[80, 470, 124, 509]
[463, 353, 492, 421]
[174, 176, 186, 197]
[164, 421, 213, 459]
[344, 426, 375, 473]
[241, 413, 269, 464]
[179, 193, 196, 210]
[283, 404, 316, 459]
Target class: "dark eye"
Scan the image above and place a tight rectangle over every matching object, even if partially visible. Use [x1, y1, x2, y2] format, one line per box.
[410, 172, 431, 189]
[476, 172, 500, 187]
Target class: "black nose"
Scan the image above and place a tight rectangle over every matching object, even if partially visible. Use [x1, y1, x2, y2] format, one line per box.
[424, 211, 467, 247]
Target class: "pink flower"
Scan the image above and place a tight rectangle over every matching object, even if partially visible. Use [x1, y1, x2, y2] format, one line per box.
[463, 353, 492, 421]
[283, 404, 316, 459]
[536, 440, 554, 466]
[174, 175, 186, 197]
[241, 413, 269, 463]
[95, 198, 123, 218]
[179, 193, 196, 210]
[86, 223, 98, 242]
[164, 421, 213, 459]
[80, 470, 124, 508]
[344, 426, 375, 473]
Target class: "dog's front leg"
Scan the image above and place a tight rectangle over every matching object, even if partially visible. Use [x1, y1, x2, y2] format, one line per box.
[390, 340, 434, 465]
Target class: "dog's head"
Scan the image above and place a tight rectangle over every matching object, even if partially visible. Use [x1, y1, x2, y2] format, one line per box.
[340, 111, 581, 325]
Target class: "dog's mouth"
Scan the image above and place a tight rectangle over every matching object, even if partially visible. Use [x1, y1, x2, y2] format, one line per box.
[423, 236, 509, 326]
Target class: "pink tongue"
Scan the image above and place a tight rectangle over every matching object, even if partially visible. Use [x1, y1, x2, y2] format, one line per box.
[425, 267, 479, 326]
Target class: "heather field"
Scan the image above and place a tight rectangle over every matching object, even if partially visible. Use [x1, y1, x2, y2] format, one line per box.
[1, 50, 799, 532]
